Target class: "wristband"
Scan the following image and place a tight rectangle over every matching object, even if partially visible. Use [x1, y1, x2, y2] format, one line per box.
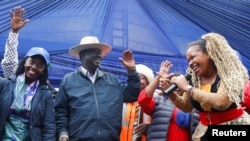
[186, 85, 193, 96]
[127, 67, 136, 71]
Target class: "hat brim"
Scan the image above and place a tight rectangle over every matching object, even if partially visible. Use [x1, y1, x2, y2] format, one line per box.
[69, 43, 112, 58]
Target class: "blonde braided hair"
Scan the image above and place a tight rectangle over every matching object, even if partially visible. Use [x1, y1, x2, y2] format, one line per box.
[189, 33, 248, 106]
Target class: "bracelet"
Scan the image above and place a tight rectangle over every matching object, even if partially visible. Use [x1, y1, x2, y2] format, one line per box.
[186, 85, 194, 97]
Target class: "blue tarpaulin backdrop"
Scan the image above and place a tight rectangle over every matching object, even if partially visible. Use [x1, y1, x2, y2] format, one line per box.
[0, 0, 249, 87]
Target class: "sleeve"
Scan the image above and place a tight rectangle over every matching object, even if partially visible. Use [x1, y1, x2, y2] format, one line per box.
[138, 88, 155, 116]
[54, 76, 70, 139]
[175, 108, 191, 128]
[123, 69, 141, 102]
[170, 92, 194, 112]
[42, 90, 56, 141]
[1, 31, 19, 78]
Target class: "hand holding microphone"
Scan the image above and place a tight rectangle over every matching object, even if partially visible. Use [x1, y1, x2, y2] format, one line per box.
[163, 73, 192, 96]
[159, 73, 176, 91]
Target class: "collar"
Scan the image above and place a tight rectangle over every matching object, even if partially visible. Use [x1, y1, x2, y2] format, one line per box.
[80, 66, 98, 77]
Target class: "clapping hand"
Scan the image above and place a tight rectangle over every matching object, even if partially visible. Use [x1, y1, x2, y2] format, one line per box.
[157, 60, 172, 77]
[157, 60, 175, 91]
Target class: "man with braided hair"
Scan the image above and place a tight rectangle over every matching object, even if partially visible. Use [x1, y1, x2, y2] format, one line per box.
[159, 33, 250, 141]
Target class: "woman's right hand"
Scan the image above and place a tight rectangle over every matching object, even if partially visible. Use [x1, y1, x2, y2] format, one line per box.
[170, 74, 190, 92]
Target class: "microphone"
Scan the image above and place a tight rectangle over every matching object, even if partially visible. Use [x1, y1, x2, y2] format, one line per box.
[163, 73, 192, 96]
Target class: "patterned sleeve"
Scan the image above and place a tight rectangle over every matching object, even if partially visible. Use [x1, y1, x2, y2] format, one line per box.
[170, 92, 194, 112]
[1, 31, 19, 78]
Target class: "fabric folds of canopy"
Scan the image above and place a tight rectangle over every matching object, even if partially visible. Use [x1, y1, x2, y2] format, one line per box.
[0, 0, 249, 87]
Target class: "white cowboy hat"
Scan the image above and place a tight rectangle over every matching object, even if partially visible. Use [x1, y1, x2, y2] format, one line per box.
[135, 64, 154, 83]
[69, 36, 112, 58]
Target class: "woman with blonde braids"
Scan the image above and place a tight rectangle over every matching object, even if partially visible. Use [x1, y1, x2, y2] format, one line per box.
[159, 32, 250, 141]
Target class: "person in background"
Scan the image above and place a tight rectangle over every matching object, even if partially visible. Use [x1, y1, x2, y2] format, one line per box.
[1, 6, 58, 99]
[54, 36, 141, 141]
[0, 46, 55, 140]
[120, 64, 153, 141]
[138, 60, 194, 141]
[160, 33, 250, 141]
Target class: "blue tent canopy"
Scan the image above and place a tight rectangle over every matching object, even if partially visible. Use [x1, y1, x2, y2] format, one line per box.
[0, 0, 249, 87]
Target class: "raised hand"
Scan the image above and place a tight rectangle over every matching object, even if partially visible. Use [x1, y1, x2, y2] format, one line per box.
[119, 49, 136, 70]
[10, 6, 29, 33]
[157, 60, 175, 91]
[157, 60, 172, 77]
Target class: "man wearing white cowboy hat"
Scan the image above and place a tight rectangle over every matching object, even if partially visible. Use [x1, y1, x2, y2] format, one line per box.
[55, 36, 141, 141]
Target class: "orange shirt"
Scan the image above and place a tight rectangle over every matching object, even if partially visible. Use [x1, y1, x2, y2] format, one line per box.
[120, 102, 151, 141]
